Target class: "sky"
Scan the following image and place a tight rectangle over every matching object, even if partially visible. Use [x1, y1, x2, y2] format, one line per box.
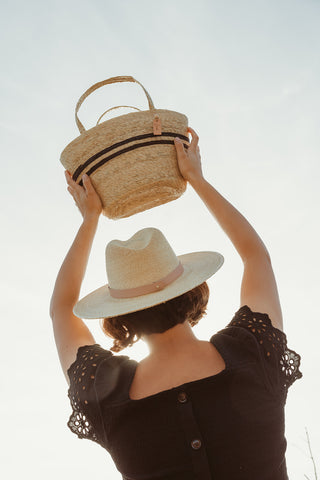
[1, 0, 319, 478]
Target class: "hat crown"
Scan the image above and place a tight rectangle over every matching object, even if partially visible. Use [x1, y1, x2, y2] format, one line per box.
[106, 228, 179, 290]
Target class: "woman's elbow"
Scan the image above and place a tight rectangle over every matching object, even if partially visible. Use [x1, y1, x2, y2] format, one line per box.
[49, 297, 56, 320]
[243, 246, 271, 265]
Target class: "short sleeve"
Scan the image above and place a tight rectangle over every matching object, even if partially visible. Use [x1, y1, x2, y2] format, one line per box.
[227, 305, 302, 397]
[66, 344, 113, 446]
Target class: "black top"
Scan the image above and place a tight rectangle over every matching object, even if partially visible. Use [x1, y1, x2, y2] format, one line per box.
[67, 305, 302, 480]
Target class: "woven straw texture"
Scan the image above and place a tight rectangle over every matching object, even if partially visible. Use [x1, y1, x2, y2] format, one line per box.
[60, 76, 189, 219]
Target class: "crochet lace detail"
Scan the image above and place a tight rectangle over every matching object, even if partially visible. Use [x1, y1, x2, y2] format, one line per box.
[229, 306, 302, 391]
[67, 345, 108, 445]
[67, 390, 100, 442]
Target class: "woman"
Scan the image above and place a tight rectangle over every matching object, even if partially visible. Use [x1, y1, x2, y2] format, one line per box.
[50, 127, 302, 480]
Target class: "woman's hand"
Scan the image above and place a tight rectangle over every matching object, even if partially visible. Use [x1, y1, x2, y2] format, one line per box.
[174, 126, 204, 184]
[65, 171, 102, 220]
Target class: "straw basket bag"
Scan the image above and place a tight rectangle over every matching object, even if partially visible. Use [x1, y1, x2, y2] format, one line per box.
[60, 76, 190, 219]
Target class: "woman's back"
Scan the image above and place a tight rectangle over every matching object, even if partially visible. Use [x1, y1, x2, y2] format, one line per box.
[66, 306, 302, 480]
[129, 340, 226, 400]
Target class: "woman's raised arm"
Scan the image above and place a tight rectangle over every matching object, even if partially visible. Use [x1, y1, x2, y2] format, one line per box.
[174, 128, 283, 330]
[49, 172, 103, 384]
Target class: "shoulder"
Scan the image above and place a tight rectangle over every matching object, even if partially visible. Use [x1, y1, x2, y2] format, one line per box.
[211, 306, 302, 397]
[227, 305, 287, 359]
[67, 344, 113, 385]
[67, 343, 137, 405]
[66, 344, 137, 444]
[210, 309, 262, 366]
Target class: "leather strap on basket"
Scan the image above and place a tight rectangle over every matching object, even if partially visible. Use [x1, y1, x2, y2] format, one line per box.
[75, 76, 155, 134]
[96, 105, 141, 126]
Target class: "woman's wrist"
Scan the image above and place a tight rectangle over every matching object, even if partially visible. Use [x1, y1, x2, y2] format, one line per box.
[188, 174, 207, 190]
[82, 212, 100, 227]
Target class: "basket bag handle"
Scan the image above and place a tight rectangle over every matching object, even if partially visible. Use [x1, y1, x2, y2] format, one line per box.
[96, 105, 141, 125]
[75, 76, 155, 134]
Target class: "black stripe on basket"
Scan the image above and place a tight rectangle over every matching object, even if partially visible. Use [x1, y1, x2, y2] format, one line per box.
[73, 132, 189, 182]
[78, 139, 189, 186]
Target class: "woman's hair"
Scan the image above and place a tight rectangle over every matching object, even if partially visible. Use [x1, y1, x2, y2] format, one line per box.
[100, 282, 209, 353]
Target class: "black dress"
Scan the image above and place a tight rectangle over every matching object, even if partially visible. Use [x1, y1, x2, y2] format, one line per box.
[66, 305, 302, 480]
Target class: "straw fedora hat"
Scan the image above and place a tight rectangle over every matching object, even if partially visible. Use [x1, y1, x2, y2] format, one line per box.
[74, 228, 224, 319]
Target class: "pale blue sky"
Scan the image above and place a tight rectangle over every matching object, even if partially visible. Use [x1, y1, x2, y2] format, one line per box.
[1, 0, 319, 478]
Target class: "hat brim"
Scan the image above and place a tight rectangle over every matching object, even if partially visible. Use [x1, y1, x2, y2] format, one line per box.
[74, 251, 224, 319]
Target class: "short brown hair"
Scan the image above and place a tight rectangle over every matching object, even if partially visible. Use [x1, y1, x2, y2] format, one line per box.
[100, 282, 209, 353]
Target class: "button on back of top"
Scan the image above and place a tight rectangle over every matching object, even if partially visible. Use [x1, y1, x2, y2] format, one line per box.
[191, 439, 202, 450]
[178, 391, 188, 403]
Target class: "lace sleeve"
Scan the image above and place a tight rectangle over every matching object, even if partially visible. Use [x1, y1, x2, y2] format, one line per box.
[66, 344, 113, 446]
[228, 305, 302, 395]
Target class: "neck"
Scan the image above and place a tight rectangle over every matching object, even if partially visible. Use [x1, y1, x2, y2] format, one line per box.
[143, 321, 201, 359]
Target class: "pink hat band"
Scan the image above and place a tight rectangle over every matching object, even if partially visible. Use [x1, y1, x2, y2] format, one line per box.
[108, 262, 184, 299]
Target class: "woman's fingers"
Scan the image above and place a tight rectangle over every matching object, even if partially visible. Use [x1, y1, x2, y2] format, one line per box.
[187, 126, 198, 136]
[64, 170, 102, 218]
[82, 173, 95, 195]
[64, 170, 74, 184]
[187, 126, 199, 150]
[65, 172, 83, 208]
[65, 170, 85, 196]
[174, 136, 185, 150]
[66, 171, 95, 196]
[67, 186, 78, 203]
[65, 170, 77, 188]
